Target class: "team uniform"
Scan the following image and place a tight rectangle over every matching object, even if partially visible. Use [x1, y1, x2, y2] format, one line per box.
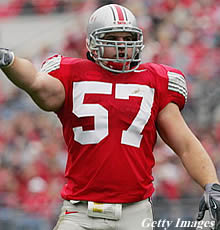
[0, 3, 220, 230]
[41, 55, 187, 230]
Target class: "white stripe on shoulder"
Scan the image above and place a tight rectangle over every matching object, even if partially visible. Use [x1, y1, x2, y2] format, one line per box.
[168, 71, 187, 102]
[41, 55, 62, 73]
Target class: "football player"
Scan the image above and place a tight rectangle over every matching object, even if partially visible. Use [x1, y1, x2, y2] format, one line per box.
[1, 4, 220, 230]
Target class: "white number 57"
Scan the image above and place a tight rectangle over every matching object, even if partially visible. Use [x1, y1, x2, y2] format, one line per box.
[72, 81, 155, 148]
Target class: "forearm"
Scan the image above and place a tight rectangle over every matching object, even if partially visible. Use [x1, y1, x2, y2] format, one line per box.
[157, 103, 219, 189]
[179, 138, 219, 189]
[1, 56, 38, 93]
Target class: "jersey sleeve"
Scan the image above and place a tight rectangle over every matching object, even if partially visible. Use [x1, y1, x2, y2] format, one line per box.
[40, 54, 79, 85]
[166, 69, 187, 110]
[40, 54, 72, 115]
[40, 54, 62, 80]
[151, 64, 188, 111]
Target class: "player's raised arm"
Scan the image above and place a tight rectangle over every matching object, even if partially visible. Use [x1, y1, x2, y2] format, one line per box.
[0, 48, 65, 112]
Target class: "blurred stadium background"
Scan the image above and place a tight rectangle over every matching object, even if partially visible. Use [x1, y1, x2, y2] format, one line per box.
[0, 0, 220, 229]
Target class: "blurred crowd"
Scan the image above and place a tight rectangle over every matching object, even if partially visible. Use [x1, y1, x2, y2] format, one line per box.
[0, 0, 220, 227]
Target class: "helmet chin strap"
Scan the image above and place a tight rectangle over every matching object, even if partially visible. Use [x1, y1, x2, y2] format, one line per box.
[106, 61, 130, 71]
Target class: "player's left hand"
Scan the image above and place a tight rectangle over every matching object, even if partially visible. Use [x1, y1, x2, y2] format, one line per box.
[197, 183, 220, 230]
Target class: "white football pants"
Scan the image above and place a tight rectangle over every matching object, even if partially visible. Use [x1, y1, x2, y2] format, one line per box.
[53, 199, 153, 230]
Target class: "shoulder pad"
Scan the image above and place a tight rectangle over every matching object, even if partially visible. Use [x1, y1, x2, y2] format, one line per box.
[145, 63, 187, 102]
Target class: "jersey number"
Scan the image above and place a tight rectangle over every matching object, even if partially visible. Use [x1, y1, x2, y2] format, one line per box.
[72, 81, 155, 148]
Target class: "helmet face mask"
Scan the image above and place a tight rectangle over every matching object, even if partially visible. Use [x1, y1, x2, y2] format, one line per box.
[86, 4, 144, 73]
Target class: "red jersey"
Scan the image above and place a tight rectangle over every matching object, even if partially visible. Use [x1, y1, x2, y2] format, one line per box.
[41, 55, 187, 203]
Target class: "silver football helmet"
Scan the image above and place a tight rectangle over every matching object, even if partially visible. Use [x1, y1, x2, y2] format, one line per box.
[86, 4, 144, 73]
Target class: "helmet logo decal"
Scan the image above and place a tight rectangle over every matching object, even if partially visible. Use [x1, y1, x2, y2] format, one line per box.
[110, 5, 128, 25]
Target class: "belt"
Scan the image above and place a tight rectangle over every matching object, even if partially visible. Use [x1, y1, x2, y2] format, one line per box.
[69, 198, 152, 206]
